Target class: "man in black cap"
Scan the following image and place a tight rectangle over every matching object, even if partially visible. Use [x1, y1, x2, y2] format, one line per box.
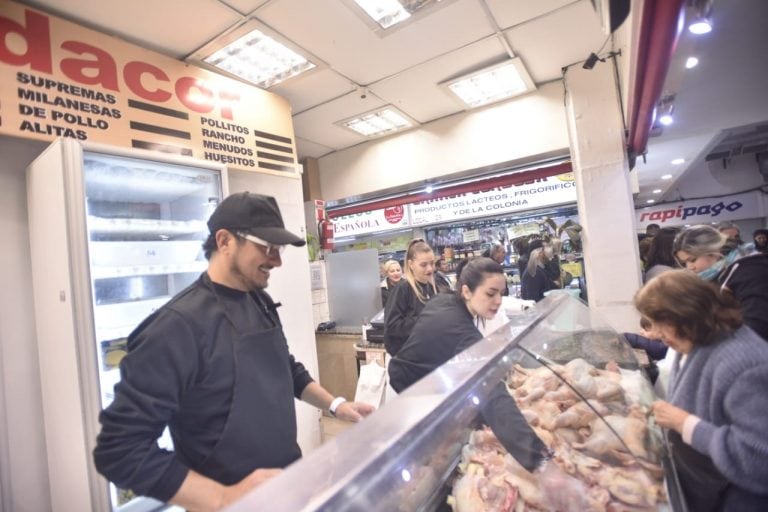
[94, 192, 374, 510]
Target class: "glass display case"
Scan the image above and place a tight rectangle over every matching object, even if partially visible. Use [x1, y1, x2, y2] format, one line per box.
[225, 293, 683, 512]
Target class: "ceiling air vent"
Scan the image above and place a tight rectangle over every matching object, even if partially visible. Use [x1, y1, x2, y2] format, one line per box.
[705, 122, 768, 165]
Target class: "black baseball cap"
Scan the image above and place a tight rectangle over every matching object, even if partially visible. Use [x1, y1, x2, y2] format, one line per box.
[207, 192, 306, 247]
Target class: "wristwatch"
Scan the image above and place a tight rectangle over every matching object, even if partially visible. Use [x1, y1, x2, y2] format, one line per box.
[329, 396, 347, 417]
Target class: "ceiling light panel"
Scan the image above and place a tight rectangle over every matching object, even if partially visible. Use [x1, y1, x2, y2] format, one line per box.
[442, 58, 536, 108]
[203, 27, 315, 89]
[353, 0, 411, 29]
[337, 106, 416, 137]
[351, 0, 448, 30]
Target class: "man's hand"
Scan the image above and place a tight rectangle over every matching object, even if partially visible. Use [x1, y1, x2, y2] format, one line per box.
[217, 468, 282, 510]
[652, 400, 689, 433]
[171, 468, 282, 512]
[334, 401, 375, 422]
[537, 460, 590, 512]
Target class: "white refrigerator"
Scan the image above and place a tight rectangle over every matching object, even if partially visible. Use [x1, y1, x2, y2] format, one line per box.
[26, 138, 228, 512]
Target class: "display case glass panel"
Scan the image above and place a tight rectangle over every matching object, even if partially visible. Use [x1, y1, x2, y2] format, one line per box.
[226, 293, 679, 512]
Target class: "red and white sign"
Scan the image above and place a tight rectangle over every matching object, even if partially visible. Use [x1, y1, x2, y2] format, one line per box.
[409, 174, 577, 226]
[635, 191, 764, 229]
[333, 205, 410, 238]
[0, 1, 297, 173]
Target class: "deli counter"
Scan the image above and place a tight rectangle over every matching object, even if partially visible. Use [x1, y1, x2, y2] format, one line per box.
[225, 293, 684, 511]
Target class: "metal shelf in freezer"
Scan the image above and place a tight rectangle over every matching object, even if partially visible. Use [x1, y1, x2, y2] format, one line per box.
[87, 216, 206, 237]
[90, 260, 206, 280]
[89, 240, 202, 267]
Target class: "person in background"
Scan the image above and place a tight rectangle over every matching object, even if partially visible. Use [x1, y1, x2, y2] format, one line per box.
[637, 271, 768, 511]
[483, 241, 507, 265]
[482, 242, 510, 296]
[753, 228, 768, 253]
[434, 257, 453, 293]
[389, 257, 588, 511]
[646, 223, 661, 237]
[513, 237, 530, 275]
[639, 224, 661, 269]
[93, 193, 374, 511]
[521, 245, 556, 301]
[622, 317, 668, 362]
[673, 224, 768, 340]
[716, 220, 743, 245]
[383, 239, 438, 356]
[379, 259, 403, 308]
[643, 226, 680, 282]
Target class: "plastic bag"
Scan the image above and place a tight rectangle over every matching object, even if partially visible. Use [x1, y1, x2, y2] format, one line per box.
[354, 360, 387, 408]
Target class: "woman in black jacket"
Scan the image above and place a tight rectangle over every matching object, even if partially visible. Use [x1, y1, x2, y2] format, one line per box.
[521, 247, 556, 301]
[383, 239, 438, 355]
[388, 258, 587, 502]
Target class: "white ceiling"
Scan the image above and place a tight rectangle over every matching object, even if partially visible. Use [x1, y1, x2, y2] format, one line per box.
[17, 0, 768, 208]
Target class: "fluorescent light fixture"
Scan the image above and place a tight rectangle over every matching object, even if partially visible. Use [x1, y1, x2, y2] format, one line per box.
[689, 19, 712, 34]
[652, 189, 662, 194]
[337, 106, 415, 137]
[661, 174, 673, 180]
[646, 199, 656, 204]
[442, 58, 535, 108]
[202, 27, 315, 88]
[671, 158, 685, 165]
[353, 0, 411, 29]
[685, 56, 699, 69]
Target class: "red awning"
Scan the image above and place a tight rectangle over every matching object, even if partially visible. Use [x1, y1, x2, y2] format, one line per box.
[626, 0, 686, 164]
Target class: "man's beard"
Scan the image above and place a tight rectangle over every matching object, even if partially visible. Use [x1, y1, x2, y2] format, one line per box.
[230, 260, 270, 290]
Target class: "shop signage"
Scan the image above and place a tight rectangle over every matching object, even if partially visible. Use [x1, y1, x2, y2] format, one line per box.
[0, 2, 297, 173]
[462, 229, 480, 243]
[409, 174, 577, 226]
[333, 205, 410, 238]
[635, 191, 764, 229]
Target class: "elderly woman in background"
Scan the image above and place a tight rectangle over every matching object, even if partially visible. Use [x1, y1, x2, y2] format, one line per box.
[673, 224, 768, 340]
[379, 259, 403, 308]
[636, 271, 768, 511]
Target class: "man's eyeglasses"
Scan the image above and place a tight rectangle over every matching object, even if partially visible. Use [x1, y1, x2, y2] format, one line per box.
[236, 232, 285, 257]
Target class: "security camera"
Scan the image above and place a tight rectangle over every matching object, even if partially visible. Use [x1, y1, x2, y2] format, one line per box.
[360, 89, 368, 99]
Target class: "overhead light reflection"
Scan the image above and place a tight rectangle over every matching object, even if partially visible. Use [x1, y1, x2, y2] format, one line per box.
[685, 57, 699, 69]
[689, 19, 712, 34]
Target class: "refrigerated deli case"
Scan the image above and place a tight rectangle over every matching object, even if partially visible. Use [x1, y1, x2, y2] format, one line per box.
[226, 292, 684, 512]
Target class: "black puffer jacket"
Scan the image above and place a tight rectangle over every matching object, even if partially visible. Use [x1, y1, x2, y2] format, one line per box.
[718, 252, 768, 341]
[383, 279, 435, 355]
[389, 293, 547, 472]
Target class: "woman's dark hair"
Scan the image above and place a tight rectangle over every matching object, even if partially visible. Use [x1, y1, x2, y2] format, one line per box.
[645, 227, 680, 269]
[454, 257, 471, 282]
[455, 257, 504, 297]
[634, 269, 742, 346]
